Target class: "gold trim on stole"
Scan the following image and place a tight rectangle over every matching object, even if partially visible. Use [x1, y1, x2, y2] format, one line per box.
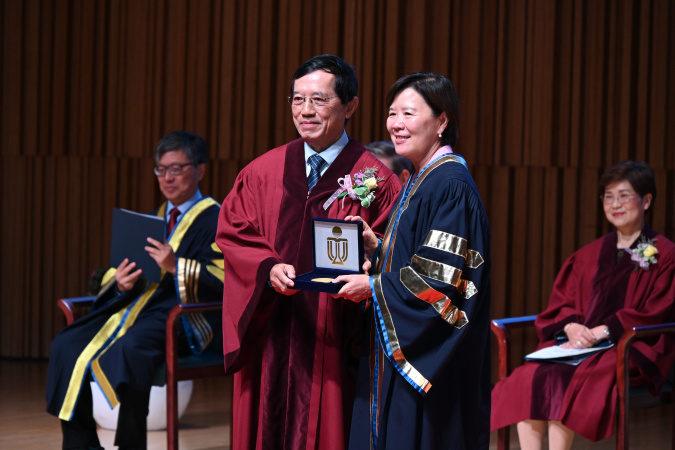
[207, 264, 224, 279]
[59, 287, 157, 419]
[399, 154, 467, 216]
[375, 214, 397, 275]
[465, 249, 484, 269]
[210, 241, 223, 255]
[177, 258, 213, 351]
[422, 229, 467, 257]
[411, 254, 462, 286]
[167, 197, 220, 248]
[367, 319, 383, 449]
[411, 254, 477, 299]
[422, 229, 484, 269]
[171, 197, 221, 352]
[372, 275, 432, 394]
[400, 267, 468, 329]
[382, 155, 468, 274]
[207, 242, 225, 278]
[100, 268, 117, 288]
[90, 287, 157, 408]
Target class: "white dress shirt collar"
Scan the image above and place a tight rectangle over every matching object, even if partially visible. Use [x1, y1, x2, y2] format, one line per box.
[166, 189, 203, 219]
[303, 131, 349, 177]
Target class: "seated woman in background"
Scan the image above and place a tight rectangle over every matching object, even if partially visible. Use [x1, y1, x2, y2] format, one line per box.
[491, 160, 675, 450]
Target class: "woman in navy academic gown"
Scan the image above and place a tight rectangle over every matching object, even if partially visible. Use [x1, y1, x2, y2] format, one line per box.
[335, 72, 492, 450]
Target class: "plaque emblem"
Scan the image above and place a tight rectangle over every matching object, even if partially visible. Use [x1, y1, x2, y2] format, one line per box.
[327, 226, 348, 265]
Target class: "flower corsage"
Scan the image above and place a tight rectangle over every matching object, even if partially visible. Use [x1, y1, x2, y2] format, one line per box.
[626, 237, 659, 271]
[323, 167, 383, 210]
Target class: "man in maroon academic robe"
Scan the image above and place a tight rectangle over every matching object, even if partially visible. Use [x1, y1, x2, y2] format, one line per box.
[216, 55, 401, 449]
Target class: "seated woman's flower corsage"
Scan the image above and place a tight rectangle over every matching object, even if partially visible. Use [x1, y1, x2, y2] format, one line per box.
[626, 237, 659, 271]
[323, 167, 383, 210]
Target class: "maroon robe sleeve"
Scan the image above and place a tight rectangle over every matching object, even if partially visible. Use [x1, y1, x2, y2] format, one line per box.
[534, 249, 589, 343]
[216, 147, 287, 372]
[610, 234, 675, 385]
[610, 233, 675, 329]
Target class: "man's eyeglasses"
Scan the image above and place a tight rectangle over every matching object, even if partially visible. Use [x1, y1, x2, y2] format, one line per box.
[287, 96, 338, 108]
[600, 193, 638, 205]
[154, 162, 194, 177]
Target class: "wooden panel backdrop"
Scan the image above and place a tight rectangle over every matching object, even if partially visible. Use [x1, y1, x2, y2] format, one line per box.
[1, 0, 673, 377]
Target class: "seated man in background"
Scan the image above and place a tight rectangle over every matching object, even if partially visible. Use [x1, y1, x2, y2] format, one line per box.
[46, 130, 224, 450]
[367, 140, 412, 184]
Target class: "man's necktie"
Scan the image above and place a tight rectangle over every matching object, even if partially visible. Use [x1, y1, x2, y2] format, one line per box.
[307, 154, 327, 192]
[166, 207, 181, 237]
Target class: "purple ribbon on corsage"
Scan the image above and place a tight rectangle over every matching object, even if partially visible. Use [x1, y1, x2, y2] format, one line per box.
[323, 174, 359, 210]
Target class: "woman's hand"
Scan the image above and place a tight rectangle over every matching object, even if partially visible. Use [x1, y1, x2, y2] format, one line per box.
[560, 322, 599, 349]
[589, 325, 610, 342]
[362, 257, 372, 274]
[333, 274, 372, 303]
[115, 258, 142, 292]
[146, 237, 177, 275]
[344, 215, 379, 257]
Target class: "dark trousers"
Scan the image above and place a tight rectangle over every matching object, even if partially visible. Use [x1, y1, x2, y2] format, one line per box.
[61, 382, 150, 450]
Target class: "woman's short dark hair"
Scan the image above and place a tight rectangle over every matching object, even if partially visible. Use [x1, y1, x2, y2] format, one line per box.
[599, 160, 657, 210]
[385, 72, 460, 147]
[155, 131, 208, 166]
[290, 54, 358, 105]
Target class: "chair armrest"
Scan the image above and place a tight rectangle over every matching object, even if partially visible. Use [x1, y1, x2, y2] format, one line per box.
[617, 322, 675, 393]
[616, 322, 675, 449]
[164, 301, 224, 450]
[165, 302, 224, 365]
[491, 315, 538, 381]
[57, 296, 96, 325]
[166, 302, 224, 332]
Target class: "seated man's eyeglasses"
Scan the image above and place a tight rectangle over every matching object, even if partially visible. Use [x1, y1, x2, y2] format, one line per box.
[287, 96, 338, 108]
[600, 193, 637, 205]
[154, 162, 194, 176]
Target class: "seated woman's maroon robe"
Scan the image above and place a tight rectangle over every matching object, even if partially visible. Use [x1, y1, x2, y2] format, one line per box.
[491, 226, 675, 441]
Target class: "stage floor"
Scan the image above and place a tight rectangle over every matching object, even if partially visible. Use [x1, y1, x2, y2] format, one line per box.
[1, 358, 671, 449]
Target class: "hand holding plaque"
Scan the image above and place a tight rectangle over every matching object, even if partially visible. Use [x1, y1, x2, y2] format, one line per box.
[293, 219, 365, 293]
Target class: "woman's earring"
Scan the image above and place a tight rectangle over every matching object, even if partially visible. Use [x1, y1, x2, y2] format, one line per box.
[438, 133, 443, 138]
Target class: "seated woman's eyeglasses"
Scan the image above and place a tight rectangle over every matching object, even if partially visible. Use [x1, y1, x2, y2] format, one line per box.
[600, 193, 637, 205]
[287, 96, 338, 108]
[154, 162, 194, 176]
